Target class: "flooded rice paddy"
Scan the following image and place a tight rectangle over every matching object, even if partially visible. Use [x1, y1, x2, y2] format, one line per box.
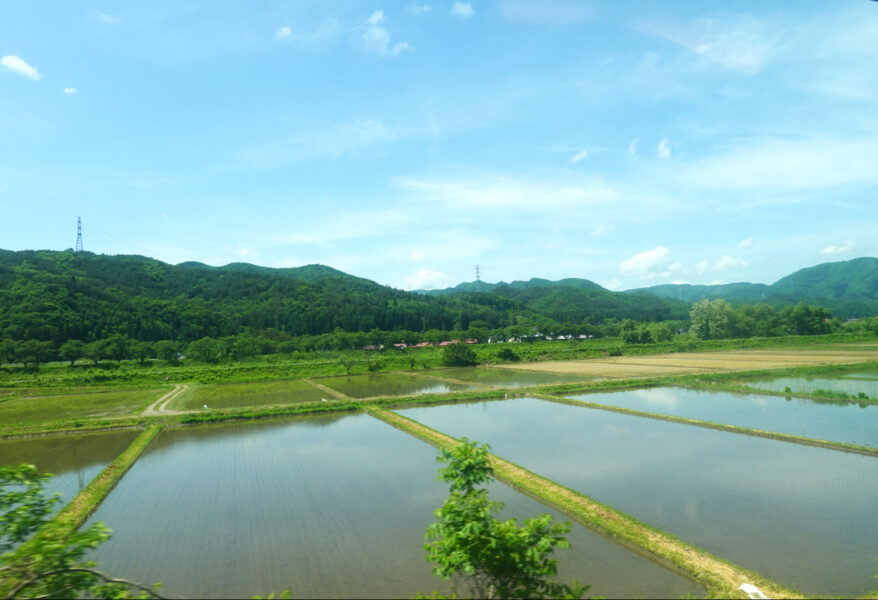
[0, 430, 137, 508]
[396, 397, 878, 596]
[746, 376, 878, 398]
[430, 366, 595, 387]
[565, 387, 878, 448]
[86, 413, 702, 599]
[317, 372, 478, 398]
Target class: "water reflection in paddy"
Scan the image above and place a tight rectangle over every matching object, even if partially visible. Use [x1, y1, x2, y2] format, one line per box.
[566, 387, 878, 448]
[0, 430, 137, 509]
[746, 376, 878, 398]
[396, 397, 878, 596]
[433, 366, 595, 388]
[318, 372, 478, 398]
[86, 413, 702, 599]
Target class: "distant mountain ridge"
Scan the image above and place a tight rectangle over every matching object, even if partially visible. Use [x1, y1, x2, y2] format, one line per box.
[421, 257, 878, 319]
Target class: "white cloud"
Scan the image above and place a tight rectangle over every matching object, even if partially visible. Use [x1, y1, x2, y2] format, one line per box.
[407, 4, 432, 15]
[738, 237, 754, 248]
[643, 16, 777, 75]
[713, 255, 748, 271]
[408, 250, 425, 262]
[620, 246, 672, 279]
[709, 280, 726, 286]
[591, 223, 614, 236]
[569, 148, 588, 164]
[680, 136, 878, 191]
[238, 246, 258, 259]
[450, 3, 474, 18]
[601, 278, 623, 291]
[1, 55, 42, 81]
[501, 1, 592, 25]
[820, 241, 855, 256]
[275, 19, 343, 47]
[628, 138, 639, 155]
[363, 12, 414, 57]
[404, 269, 452, 290]
[657, 138, 671, 159]
[63, 87, 77, 94]
[239, 118, 399, 167]
[94, 11, 121, 25]
[695, 260, 709, 275]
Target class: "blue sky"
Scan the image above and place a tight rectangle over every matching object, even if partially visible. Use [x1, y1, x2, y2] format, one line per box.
[1, 1, 877, 291]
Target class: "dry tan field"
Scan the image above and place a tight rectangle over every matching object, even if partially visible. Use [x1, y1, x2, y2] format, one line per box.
[495, 346, 878, 379]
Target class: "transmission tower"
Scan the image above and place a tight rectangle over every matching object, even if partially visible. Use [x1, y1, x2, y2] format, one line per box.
[475, 264, 481, 291]
[75, 217, 84, 252]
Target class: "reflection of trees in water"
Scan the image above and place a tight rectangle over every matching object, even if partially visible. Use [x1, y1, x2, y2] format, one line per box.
[0, 431, 136, 475]
[77, 468, 85, 491]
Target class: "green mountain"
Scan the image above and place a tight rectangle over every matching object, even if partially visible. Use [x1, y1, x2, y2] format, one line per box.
[629, 257, 878, 318]
[419, 278, 689, 324]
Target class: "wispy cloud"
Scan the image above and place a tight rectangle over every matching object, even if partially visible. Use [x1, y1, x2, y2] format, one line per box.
[275, 19, 342, 47]
[713, 255, 747, 271]
[93, 11, 121, 25]
[679, 136, 878, 191]
[657, 138, 671, 159]
[591, 223, 615, 236]
[239, 119, 400, 168]
[569, 148, 588, 164]
[501, 0, 591, 25]
[63, 87, 77, 94]
[363, 11, 414, 57]
[1, 55, 42, 80]
[820, 241, 854, 256]
[642, 16, 779, 75]
[450, 3, 474, 19]
[408, 4, 432, 15]
[737, 237, 754, 248]
[628, 138, 639, 155]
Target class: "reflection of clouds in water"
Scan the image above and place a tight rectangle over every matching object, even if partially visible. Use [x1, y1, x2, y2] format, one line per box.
[684, 498, 699, 522]
[630, 388, 680, 409]
[603, 423, 631, 437]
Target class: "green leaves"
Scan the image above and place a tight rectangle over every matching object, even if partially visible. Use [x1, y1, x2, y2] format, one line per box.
[425, 439, 587, 599]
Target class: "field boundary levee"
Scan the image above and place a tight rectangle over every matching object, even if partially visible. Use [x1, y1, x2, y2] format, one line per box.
[367, 407, 801, 599]
[534, 393, 878, 458]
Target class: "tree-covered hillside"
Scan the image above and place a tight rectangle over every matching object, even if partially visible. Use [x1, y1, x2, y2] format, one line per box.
[627, 257, 878, 319]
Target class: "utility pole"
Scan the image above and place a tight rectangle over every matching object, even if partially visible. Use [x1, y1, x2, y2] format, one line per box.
[75, 217, 84, 252]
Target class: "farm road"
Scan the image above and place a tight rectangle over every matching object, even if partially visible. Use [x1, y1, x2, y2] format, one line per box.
[142, 384, 191, 416]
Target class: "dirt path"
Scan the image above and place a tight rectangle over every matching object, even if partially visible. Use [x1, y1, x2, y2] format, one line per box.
[141, 384, 191, 416]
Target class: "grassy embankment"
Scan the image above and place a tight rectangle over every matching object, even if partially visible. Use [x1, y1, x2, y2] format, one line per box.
[368, 407, 800, 600]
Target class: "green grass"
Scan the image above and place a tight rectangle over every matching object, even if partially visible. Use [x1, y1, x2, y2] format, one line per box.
[0, 387, 171, 427]
[173, 380, 328, 410]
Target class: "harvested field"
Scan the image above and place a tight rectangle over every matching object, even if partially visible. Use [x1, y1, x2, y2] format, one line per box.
[495, 347, 878, 378]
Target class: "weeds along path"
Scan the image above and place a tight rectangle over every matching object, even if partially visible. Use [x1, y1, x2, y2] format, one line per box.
[141, 384, 190, 416]
[368, 407, 802, 599]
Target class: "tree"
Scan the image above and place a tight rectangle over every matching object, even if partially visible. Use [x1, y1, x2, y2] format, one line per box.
[130, 341, 155, 366]
[0, 464, 164, 599]
[154, 340, 178, 363]
[442, 343, 478, 367]
[689, 299, 733, 340]
[425, 439, 587, 599]
[16, 340, 54, 369]
[60, 340, 85, 366]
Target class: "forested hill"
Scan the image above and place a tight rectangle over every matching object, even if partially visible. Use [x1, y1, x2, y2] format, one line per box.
[418, 277, 606, 295]
[0, 249, 686, 346]
[627, 257, 878, 318]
